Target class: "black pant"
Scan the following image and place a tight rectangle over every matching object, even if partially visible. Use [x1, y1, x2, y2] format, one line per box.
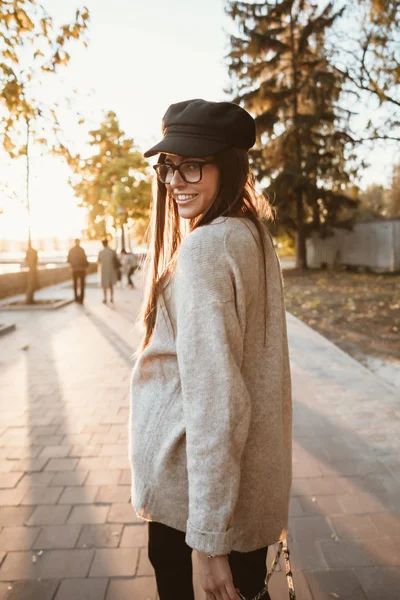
[148, 521, 270, 600]
[127, 266, 135, 286]
[72, 270, 86, 302]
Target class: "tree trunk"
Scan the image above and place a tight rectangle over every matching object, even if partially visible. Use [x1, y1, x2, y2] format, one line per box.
[26, 264, 37, 304]
[120, 223, 126, 252]
[289, 8, 307, 270]
[295, 191, 307, 269]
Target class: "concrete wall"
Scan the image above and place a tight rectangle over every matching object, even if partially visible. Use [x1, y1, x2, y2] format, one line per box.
[307, 220, 400, 272]
[0, 263, 98, 299]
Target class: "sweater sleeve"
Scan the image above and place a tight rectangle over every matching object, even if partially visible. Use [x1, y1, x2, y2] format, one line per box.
[175, 229, 252, 555]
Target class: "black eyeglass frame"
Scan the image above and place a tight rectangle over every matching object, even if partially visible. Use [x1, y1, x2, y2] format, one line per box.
[153, 160, 216, 184]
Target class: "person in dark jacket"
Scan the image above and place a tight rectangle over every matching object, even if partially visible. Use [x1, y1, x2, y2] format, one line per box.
[67, 239, 89, 303]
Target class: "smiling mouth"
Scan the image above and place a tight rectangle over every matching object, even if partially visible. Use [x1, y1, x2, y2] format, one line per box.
[175, 194, 198, 204]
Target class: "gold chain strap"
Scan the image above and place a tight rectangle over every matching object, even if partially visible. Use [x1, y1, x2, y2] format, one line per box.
[238, 538, 296, 600]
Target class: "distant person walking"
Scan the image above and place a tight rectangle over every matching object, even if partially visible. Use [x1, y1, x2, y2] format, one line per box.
[98, 239, 119, 304]
[67, 239, 89, 304]
[120, 249, 138, 288]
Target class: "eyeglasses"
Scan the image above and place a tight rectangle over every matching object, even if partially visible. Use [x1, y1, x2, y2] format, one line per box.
[153, 160, 215, 184]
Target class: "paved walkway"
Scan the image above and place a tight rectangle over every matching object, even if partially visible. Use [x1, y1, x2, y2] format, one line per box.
[0, 272, 399, 600]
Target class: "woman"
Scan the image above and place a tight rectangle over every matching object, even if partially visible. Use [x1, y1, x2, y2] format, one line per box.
[97, 239, 119, 304]
[129, 99, 292, 600]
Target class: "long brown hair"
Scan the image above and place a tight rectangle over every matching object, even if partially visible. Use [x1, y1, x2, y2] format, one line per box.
[138, 147, 275, 352]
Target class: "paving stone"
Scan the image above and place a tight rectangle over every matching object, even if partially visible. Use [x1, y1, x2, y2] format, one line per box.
[44, 458, 78, 471]
[33, 524, 82, 549]
[68, 505, 110, 524]
[119, 470, 131, 485]
[33, 435, 63, 446]
[290, 539, 329, 571]
[0, 461, 13, 473]
[0, 473, 24, 489]
[0, 549, 93, 579]
[330, 515, 379, 539]
[319, 458, 387, 477]
[9, 457, 49, 472]
[105, 577, 157, 600]
[39, 445, 71, 458]
[137, 547, 154, 576]
[354, 566, 400, 600]
[337, 493, 387, 514]
[6, 447, 42, 460]
[77, 524, 123, 548]
[318, 539, 377, 568]
[95, 485, 130, 503]
[99, 444, 127, 457]
[29, 425, 59, 437]
[16, 472, 54, 488]
[89, 548, 139, 577]
[369, 513, 400, 537]
[0, 582, 8, 600]
[50, 470, 88, 486]
[292, 456, 324, 478]
[354, 536, 400, 566]
[0, 507, 34, 526]
[76, 458, 111, 471]
[81, 424, 110, 436]
[108, 456, 130, 470]
[305, 569, 367, 600]
[58, 486, 99, 504]
[26, 505, 71, 526]
[290, 516, 334, 543]
[20, 487, 63, 505]
[62, 434, 92, 445]
[55, 578, 108, 600]
[107, 503, 140, 524]
[1, 580, 60, 600]
[85, 471, 121, 486]
[120, 524, 148, 547]
[101, 415, 126, 425]
[0, 488, 27, 506]
[298, 495, 343, 516]
[292, 476, 352, 496]
[288, 497, 303, 517]
[0, 527, 40, 551]
[69, 445, 101, 457]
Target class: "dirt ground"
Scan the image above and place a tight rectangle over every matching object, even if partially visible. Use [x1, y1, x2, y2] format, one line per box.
[282, 268, 400, 380]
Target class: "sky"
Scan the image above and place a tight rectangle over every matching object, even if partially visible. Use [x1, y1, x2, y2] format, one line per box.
[0, 0, 398, 243]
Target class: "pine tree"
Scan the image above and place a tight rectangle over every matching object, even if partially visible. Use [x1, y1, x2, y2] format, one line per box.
[63, 112, 151, 242]
[226, 0, 358, 268]
[387, 164, 400, 217]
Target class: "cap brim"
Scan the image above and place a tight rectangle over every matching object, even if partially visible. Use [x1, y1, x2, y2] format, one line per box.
[143, 135, 229, 158]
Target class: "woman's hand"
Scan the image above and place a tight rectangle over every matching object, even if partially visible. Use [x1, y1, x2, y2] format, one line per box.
[197, 551, 242, 600]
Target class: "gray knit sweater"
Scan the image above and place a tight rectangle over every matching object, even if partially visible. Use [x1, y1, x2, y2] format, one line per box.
[129, 216, 292, 555]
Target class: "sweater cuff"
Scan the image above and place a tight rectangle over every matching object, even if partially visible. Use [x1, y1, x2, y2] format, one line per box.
[185, 520, 234, 555]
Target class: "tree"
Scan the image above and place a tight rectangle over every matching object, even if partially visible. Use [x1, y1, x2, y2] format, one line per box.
[333, 0, 400, 142]
[63, 111, 152, 244]
[226, 0, 358, 268]
[1, 0, 89, 156]
[358, 184, 386, 218]
[1, 0, 89, 303]
[387, 164, 400, 217]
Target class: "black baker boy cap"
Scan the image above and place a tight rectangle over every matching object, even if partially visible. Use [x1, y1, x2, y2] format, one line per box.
[143, 99, 256, 158]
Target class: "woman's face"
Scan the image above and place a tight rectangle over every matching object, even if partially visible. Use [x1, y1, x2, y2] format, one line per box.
[164, 154, 220, 219]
